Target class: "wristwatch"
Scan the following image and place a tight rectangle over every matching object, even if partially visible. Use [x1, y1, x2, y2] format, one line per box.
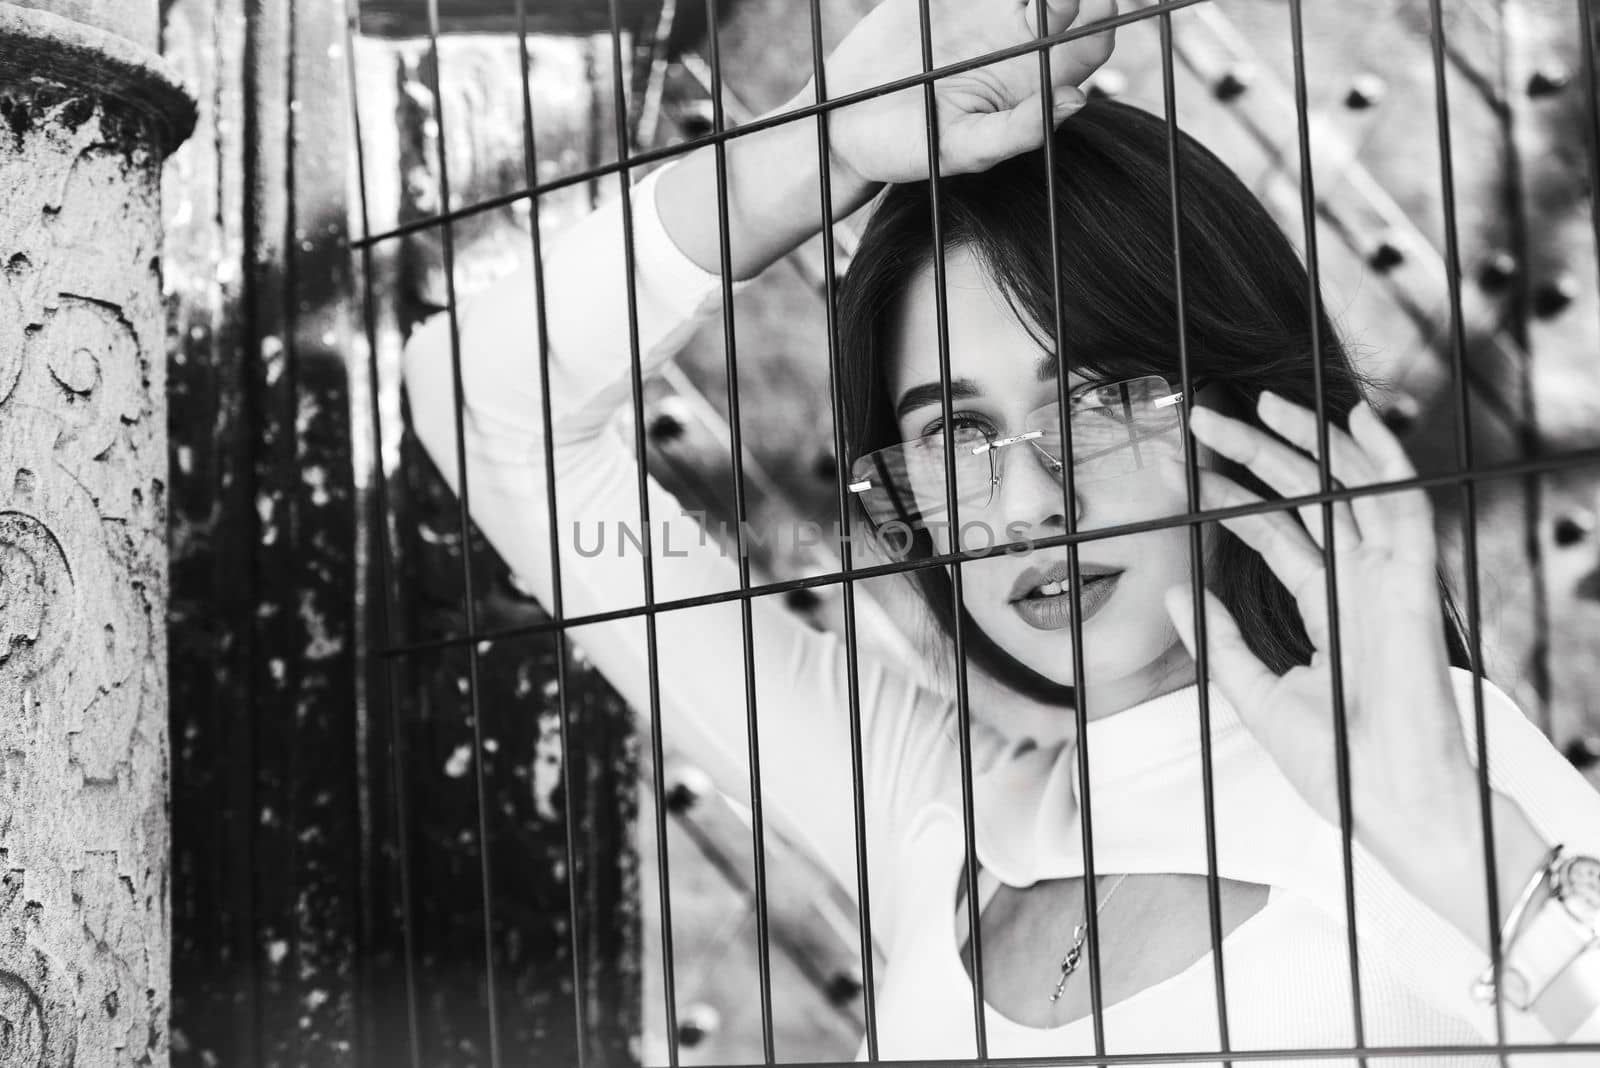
[1489, 847, 1600, 1027]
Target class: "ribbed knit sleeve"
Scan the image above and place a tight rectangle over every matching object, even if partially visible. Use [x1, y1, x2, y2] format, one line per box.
[400, 164, 987, 951]
[1341, 672, 1600, 1059]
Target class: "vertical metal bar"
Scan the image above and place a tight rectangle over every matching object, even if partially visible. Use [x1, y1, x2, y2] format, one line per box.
[512, 2, 589, 1063]
[1492, 0, 1553, 739]
[913, 0, 989, 1056]
[636, 0, 680, 148]
[1581, 1, 1600, 288]
[240, 3, 271, 1058]
[599, 0, 684, 1061]
[1156, 12, 1232, 1063]
[804, 0, 883, 1057]
[1284, 6, 1366, 1062]
[419, 5, 504, 1065]
[699, 1, 779, 1060]
[1028, 5, 1108, 1053]
[1491, 0, 1555, 741]
[341, 7, 424, 1066]
[1425, 0, 1509, 1060]
[585, 39, 605, 210]
[282, 0, 307, 1045]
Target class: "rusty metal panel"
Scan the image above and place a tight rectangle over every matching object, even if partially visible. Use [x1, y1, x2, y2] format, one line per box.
[357, 0, 678, 40]
[164, 0, 362, 1063]
[163, 0, 259, 1061]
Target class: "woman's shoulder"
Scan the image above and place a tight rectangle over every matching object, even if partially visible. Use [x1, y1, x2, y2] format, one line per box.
[1441, 666, 1584, 784]
[1444, 665, 1538, 746]
[1444, 665, 1519, 707]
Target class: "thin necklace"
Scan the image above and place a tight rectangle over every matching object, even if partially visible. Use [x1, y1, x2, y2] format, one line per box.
[1049, 873, 1130, 1003]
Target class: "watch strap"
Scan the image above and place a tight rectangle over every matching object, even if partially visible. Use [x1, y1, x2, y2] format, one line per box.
[1497, 890, 1597, 1009]
[1535, 943, 1600, 1039]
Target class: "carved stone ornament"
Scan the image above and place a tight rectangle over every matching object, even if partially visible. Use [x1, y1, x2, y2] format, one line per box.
[0, 3, 193, 1065]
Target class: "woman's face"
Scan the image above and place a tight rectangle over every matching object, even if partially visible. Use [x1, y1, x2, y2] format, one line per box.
[886, 247, 1198, 712]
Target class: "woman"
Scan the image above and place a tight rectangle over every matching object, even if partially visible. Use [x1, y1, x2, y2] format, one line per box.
[403, 0, 1600, 1061]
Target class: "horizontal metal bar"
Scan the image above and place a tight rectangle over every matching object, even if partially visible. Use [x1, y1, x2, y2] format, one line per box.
[381, 441, 1600, 659]
[696, 1040, 1600, 1068]
[350, 0, 1210, 248]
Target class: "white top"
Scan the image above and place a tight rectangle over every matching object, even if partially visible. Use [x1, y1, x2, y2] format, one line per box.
[401, 164, 1600, 1065]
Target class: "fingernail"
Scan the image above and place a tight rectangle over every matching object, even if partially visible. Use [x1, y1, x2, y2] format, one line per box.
[1055, 87, 1088, 112]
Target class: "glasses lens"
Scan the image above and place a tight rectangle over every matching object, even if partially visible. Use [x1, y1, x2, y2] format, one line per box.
[849, 376, 1190, 530]
[1034, 375, 1186, 484]
[849, 425, 994, 528]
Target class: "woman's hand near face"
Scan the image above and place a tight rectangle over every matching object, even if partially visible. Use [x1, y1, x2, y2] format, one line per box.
[820, 0, 1116, 185]
[1166, 395, 1551, 946]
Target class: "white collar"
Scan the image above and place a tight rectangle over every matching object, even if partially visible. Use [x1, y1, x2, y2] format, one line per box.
[924, 671, 1507, 1030]
[956, 683, 1333, 890]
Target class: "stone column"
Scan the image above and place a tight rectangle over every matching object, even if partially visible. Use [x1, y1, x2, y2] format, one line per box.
[0, 3, 193, 1066]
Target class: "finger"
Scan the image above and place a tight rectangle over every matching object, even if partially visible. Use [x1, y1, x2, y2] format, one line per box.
[1255, 391, 1378, 484]
[1191, 403, 1357, 549]
[945, 87, 1087, 170]
[1165, 585, 1279, 718]
[1178, 464, 1327, 607]
[1187, 405, 1359, 551]
[1024, 0, 1082, 36]
[1348, 401, 1436, 562]
[1033, 0, 1117, 87]
[1256, 390, 1390, 548]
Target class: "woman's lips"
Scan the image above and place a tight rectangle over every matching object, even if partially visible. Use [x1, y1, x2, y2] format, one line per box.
[1010, 571, 1122, 630]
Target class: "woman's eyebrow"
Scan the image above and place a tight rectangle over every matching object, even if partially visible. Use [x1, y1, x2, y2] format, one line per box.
[1038, 350, 1089, 390]
[895, 378, 983, 420]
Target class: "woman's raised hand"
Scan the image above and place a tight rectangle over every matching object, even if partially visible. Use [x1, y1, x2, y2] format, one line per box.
[817, 0, 1117, 185]
[1163, 395, 1484, 869]
[655, 0, 1112, 280]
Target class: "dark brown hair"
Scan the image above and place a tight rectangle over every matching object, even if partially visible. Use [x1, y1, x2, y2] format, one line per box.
[836, 98, 1468, 703]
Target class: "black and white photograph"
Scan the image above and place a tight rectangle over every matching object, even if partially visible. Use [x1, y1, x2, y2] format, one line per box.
[5, 0, 1600, 1065]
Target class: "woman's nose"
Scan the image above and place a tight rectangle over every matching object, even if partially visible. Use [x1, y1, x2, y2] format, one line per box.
[993, 443, 1082, 537]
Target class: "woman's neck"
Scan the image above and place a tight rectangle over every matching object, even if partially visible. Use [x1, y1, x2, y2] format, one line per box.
[1080, 640, 1197, 722]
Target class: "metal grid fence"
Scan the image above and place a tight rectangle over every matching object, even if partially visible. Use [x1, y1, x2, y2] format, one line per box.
[343, 0, 1600, 1064]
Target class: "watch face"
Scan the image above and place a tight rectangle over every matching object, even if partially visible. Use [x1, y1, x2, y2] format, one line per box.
[1557, 854, 1600, 922]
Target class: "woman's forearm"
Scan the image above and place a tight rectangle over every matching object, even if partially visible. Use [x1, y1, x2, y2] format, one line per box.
[1386, 788, 1553, 951]
[654, 82, 880, 281]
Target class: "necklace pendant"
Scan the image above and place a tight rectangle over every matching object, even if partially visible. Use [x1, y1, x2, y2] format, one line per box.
[1049, 923, 1089, 1003]
[1061, 944, 1082, 975]
[1047, 874, 1130, 1005]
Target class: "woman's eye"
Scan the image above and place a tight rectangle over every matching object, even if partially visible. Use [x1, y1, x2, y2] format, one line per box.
[1081, 404, 1132, 423]
[919, 413, 996, 439]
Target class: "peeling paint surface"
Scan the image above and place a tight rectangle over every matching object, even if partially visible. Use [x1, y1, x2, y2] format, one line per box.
[163, 0, 362, 1065]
